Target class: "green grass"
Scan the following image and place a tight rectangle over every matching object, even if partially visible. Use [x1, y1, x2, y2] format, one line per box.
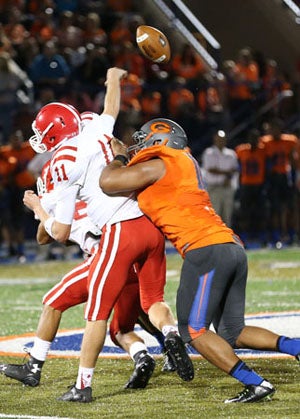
[0, 248, 299, 418]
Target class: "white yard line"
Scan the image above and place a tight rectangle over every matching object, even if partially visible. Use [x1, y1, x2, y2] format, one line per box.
[0, 415, 74, 419]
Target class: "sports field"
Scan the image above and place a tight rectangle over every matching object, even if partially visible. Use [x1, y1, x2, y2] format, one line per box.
[0, 248, 299, 418]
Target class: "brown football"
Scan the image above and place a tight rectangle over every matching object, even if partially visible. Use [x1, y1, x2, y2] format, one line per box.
[136, 25, 171, 64]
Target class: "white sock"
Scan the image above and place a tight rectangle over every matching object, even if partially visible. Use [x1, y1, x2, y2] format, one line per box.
[162, 325, 178, 337]
[30, 337, 51, 361]
[129, 341, 147, 360]
[76, 367, 94, 389]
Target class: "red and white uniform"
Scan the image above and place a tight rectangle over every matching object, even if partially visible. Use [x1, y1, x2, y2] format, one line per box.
[38, 170, 100, 311]
[49, 113, 142, 227]
[39, 171, 147, 341]
[48, 112, 166, 321]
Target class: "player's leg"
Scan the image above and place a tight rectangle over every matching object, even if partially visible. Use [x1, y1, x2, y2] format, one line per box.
[137, 216, 194, 382]
[58, 217, 192, 402]
[110, 273, 155, 389]
[178, 244, 275, 403]
[58, 222, 135, 402]
[0, 256, 92, 386]
[137, 311, 176, 372]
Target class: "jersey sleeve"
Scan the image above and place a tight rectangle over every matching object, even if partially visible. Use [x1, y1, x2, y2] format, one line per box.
[54, 183, 79, 225]
[78, 114, 115, 158]
[50, 153, 81, 225]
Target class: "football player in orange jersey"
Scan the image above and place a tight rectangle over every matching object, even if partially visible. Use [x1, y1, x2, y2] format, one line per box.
[0, 129, 35, 261]
[261, 118, 298, 245]
[235, 128, 267, 246]
[100, 118, 300, 403]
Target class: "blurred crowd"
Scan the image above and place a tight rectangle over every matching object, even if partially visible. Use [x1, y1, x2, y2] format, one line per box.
[0, 0, 300, 261]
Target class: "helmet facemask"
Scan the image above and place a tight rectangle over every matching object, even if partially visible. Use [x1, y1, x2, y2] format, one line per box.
[29, 121, 54, 154]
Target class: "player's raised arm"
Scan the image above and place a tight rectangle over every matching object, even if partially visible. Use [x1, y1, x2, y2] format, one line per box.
[102, 67, 127, 120]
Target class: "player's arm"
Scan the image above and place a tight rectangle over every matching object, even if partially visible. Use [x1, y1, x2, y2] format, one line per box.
[23, 190, 72, 243]
[100, 158, 165, 195]
[36, 222, 54, 245]
[102, 67, 127, 119]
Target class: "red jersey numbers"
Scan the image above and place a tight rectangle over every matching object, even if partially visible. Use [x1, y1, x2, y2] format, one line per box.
[53, 164, 68, 182]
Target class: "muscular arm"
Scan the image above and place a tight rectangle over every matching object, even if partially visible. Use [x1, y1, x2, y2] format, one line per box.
[100, 158, 165, 195]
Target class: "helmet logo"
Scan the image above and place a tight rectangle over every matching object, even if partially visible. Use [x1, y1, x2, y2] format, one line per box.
[150, 121, 172, 133]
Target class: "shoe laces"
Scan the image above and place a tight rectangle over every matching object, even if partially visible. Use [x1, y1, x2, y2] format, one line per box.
[22, 346, 31, 363]
[238, 386, 252, 398]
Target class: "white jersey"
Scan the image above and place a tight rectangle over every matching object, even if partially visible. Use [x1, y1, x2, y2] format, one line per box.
[40, 190, 100, 254]
[49, 113, 142, 229]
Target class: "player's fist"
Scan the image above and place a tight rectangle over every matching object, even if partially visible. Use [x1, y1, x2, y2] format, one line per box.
[106, 67, 128, 84]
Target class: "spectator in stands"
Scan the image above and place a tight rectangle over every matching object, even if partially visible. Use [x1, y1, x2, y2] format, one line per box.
[201, 130, 239, 227]
[0, 146, 16, 258]
[28, 7, 56, 45]
[119, 73, 143, 126]
[262, 59, 294, 120]
[141, 90, 162, 121]
[113, 41, 146, 79]
[29, 39, 71, 98]
[0, 51, 33, 144]
[223, 48, 260, 126]
[53, 0, 79, 14]
[76, 44, 110, 103]
[106, 0, 136, 15]
[0, 129, 36, 260]
[171, 43, 206, 90]
[196, 70, 229, 130]
[82, 12, 107, 46]
[109, 15, 134, 46]
[167, 76, 195, 119]
[235, 128, 267, 246]
[55, 10, 83, 50]
[261, 118, 298, 245]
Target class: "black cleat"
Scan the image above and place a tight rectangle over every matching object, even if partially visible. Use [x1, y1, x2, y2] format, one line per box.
[164, 331, 194, 381]
[125, 353, 155, 389]
[296, 353, 300, 363]
[57, 384, 92, 403]
[224, 380, 275, 403]
[0, 358, 42, 387]
[162, 351, 176, 372]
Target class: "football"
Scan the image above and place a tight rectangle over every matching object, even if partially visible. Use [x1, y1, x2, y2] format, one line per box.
[136, 25, 171, 64]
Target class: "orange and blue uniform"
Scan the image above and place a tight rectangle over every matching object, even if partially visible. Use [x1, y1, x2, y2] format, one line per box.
[235, 142, 267, 243]
[129, 146, 247, 345]
[129, 146, 236, 256]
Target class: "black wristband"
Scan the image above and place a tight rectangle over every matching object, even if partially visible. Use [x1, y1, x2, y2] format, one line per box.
[114, 154, 128, 165]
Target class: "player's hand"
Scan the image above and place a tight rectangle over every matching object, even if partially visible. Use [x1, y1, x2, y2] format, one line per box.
[111, 137, 128, 158]
[23, 190, 41, 212]
[105, 67, 128, 85]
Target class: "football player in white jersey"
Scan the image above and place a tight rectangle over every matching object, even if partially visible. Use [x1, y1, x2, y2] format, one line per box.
[22, 67, 194, 402]
[1, 159, 173, 389]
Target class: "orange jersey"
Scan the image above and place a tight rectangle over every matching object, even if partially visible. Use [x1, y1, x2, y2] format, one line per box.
[171, 53, 205, 79]
[0, 153, 15, 186]
[1, 141, 35, 188]
[294, 138, 300, 170]
[128, 146, 236, 256]
[235, 143, 266, 185]
[260, 134, 297, 174]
